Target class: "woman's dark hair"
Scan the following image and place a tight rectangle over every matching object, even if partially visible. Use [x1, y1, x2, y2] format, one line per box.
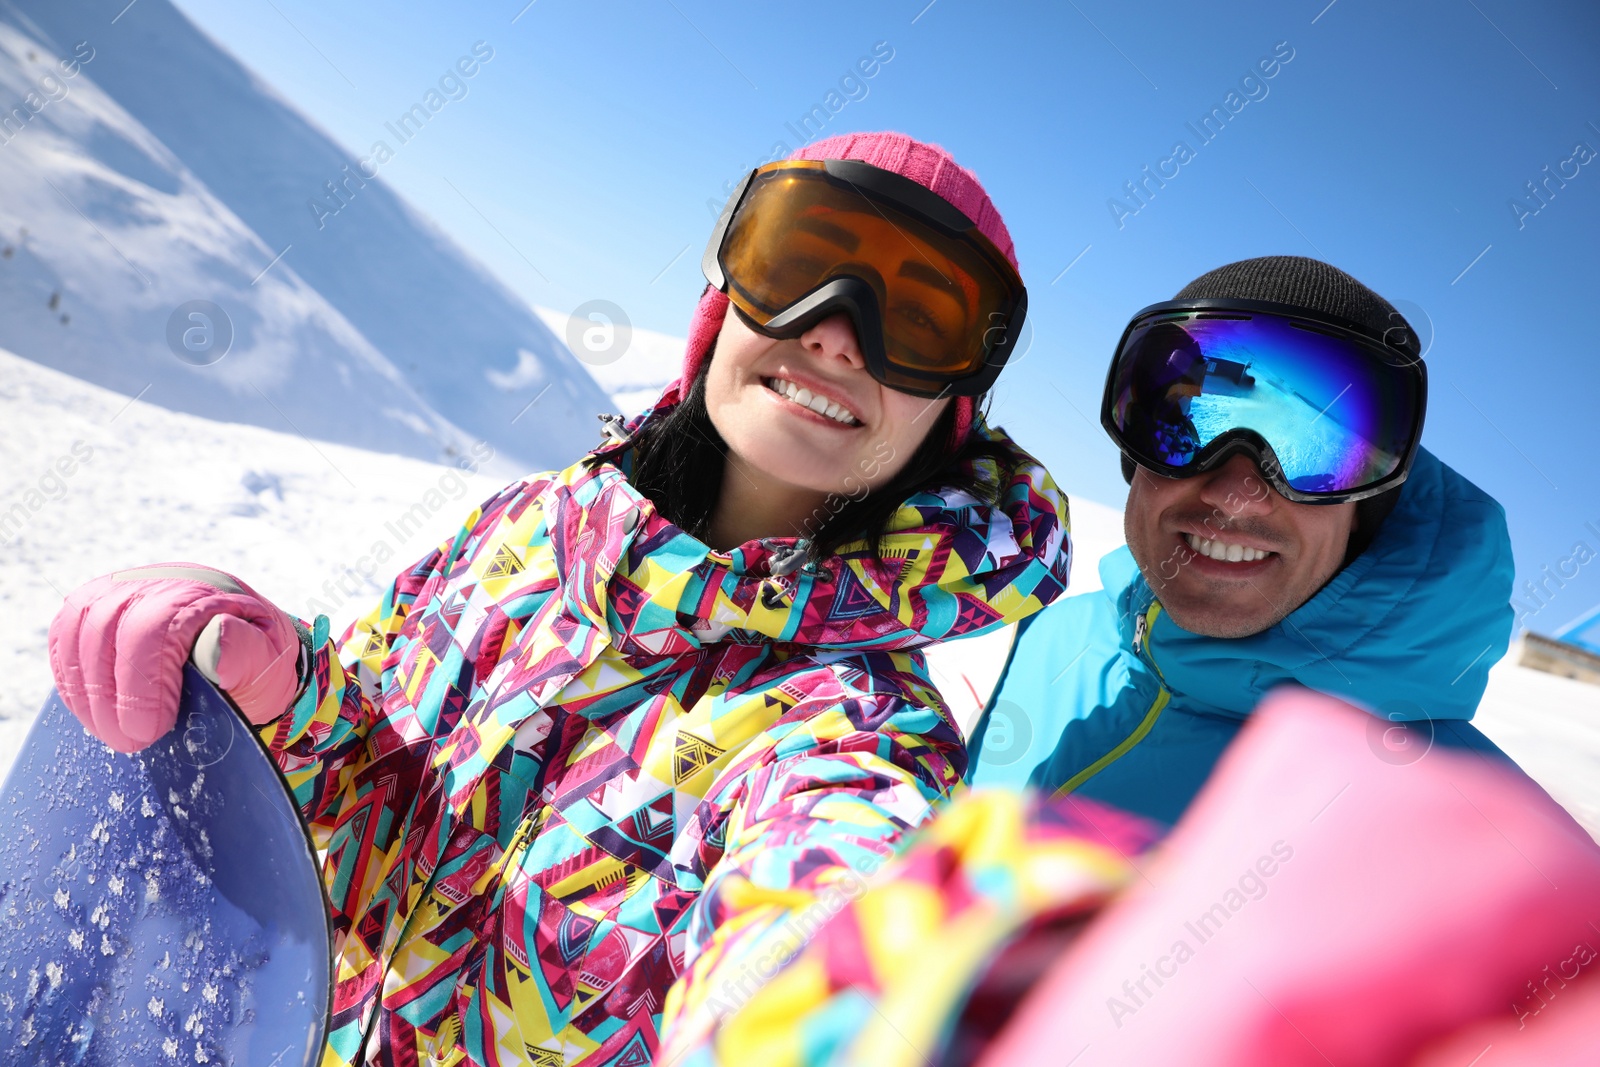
[589, 346, 1013, 560]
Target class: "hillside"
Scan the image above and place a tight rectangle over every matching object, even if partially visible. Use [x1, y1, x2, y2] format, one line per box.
[0, 348, 510, 767]
[0, 0, 612, 470]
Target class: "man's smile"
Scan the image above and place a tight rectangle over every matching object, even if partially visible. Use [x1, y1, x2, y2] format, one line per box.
[1183, 532, 1276, 564]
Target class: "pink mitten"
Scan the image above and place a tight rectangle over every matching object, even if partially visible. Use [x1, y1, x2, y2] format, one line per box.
[48, 564, 305, 752]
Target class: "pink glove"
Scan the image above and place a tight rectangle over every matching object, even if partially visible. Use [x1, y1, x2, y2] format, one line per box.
[48, 563, 305, 752]
[1408, 966, 1600, 1065]
[979, 689, 1600, 1067]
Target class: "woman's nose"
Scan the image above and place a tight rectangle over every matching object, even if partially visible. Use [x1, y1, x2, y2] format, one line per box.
[799, 313, 867, 370]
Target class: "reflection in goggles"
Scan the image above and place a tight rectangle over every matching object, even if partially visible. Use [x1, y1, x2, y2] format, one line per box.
[1117, 315, 1416, 494]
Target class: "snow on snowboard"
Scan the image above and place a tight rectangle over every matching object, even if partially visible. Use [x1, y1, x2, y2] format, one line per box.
[0, 664, 330, 1065]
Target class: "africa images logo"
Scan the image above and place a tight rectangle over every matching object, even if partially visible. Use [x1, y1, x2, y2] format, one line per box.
[1107, 40, 1296, 230]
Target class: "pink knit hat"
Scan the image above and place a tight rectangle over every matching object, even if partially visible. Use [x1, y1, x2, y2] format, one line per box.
[671, 131, 1020, 447]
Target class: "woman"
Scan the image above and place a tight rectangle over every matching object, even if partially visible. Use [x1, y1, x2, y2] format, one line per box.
[47, 132, 1071, 1065]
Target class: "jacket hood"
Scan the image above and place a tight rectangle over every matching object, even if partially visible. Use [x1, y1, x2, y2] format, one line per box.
[1107, 447, 1514, 721]
[579, 398, 1072, 655]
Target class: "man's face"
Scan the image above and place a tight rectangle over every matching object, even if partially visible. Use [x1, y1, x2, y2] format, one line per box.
[1125, 454, 1357, 638]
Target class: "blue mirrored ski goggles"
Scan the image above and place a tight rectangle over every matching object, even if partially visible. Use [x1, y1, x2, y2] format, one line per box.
[1103, 299, 1427, 504]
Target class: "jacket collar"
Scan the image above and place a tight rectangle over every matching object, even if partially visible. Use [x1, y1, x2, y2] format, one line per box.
[568, 404, 1073, 659]
[1109, 448, 1515, 722]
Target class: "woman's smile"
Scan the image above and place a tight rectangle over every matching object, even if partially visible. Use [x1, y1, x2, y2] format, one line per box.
[760, 373, 864, 427]
[702, 308, 947, 548]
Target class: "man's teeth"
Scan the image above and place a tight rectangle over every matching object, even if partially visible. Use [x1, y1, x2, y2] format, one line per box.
[1185, 532, 1271, 563]
[766, 378, 859, 425]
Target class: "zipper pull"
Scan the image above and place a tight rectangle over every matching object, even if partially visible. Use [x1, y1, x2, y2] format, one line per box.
[767, 539, 811, 577]
[597, 413, 632, 447]
[1133, 610, 1148, 654]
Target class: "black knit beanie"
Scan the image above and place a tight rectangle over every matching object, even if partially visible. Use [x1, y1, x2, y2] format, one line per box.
[1119, 255, 1417, 563]
[1175, 255, 1421, 353]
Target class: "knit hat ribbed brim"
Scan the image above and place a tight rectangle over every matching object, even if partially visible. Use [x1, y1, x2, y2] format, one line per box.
[1175, 255, 1420, 357]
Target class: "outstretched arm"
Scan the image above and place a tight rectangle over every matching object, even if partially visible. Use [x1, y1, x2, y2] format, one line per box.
[660, 692, 966, 1062]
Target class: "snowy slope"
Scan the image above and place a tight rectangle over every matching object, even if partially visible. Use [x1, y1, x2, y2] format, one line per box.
[0, 0, 611, 469]
[0, 18, 490, 464]
[1473, 654, 1600, 836]
[0, 348, 512, 771]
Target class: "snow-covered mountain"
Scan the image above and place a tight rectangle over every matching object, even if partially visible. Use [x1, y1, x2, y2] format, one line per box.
[0, 0, 613, 469]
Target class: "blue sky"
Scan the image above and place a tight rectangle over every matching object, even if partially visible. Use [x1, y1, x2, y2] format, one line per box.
[169, 0, 1600, 634]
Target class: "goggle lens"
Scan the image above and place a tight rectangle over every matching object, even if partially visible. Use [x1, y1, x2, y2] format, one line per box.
[1109, 312, 1423, 497]
[716, 162, 1024, 394]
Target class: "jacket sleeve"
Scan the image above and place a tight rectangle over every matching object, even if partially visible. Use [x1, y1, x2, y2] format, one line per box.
[659, 790, 1149, 1067]
[256, 476, 543, 844]
[658, 684, 967, 1060]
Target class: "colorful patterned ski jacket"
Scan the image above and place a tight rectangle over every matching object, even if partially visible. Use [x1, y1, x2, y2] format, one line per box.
[258, 409, 1071, 1066]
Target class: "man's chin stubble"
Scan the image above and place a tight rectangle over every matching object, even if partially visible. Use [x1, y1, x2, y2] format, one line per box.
[1157, 577, 1288, 639]
[1161, 601, 1282, 639]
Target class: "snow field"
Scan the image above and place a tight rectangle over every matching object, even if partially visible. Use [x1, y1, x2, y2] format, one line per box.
[0, 349, 514, 770]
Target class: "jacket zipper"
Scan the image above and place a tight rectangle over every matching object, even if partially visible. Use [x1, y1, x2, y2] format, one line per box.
[1051, 601, 1170, 800]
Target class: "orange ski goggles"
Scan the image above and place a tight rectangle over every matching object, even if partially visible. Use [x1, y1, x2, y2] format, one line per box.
[703, 159, 1028, 398]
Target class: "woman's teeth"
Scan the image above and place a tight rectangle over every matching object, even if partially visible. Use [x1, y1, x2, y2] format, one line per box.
[765, 378, 859, 426]
[1185, 532, 1271, 563]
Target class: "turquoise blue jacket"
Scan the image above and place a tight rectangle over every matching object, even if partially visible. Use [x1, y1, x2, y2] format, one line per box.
[969, 448, 1518, 825]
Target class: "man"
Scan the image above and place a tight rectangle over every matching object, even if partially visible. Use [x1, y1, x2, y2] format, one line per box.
[968, 255, 1518, 825]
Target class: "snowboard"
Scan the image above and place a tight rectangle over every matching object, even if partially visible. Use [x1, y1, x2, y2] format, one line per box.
[0, 663, 331, 1066]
